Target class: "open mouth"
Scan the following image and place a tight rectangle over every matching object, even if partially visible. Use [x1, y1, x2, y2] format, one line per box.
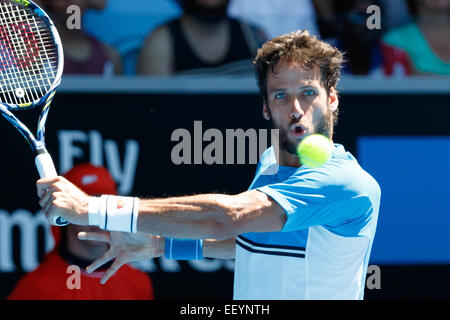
[290, 124, 307, 139]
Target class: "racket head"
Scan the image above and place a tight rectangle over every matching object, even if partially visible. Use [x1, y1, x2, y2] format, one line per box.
[0, 0, 64, 111]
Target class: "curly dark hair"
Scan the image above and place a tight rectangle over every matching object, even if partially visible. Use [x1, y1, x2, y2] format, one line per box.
[254, 30, 344, 104]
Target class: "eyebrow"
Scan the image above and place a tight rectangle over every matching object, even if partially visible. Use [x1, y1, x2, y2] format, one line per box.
[269, 86, 318, 95]
[269, 88, 287, 94]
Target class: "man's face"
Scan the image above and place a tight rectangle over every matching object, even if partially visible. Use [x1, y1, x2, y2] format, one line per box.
[183, 0, 230, 24]
[422, 0, 450, 10]
[195, 0, 229, 7]
[263, 61, 338, 155]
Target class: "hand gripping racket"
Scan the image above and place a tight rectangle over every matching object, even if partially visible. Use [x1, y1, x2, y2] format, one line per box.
[0, 0, 68, 226]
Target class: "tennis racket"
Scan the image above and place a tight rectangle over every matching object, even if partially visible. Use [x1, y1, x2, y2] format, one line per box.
[0, 0, 68, 226]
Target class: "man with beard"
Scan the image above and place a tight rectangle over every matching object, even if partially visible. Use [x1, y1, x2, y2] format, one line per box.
[137, 0, 267, 75]
[37, 30, 381, 299]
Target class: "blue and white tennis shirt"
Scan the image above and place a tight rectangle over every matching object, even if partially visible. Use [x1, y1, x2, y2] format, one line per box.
[233, 144, 381, 300]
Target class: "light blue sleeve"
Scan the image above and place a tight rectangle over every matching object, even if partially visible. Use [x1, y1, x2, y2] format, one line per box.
[256, 162, 375, 234]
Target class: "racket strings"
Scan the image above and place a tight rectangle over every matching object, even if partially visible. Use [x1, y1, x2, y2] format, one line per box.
[0, 0, 58, 106]
[2, 4, 56, 87]
[0, 4, 37, 103]
[0, 3, 53, 102]
[0, 8, 42, 104]
[0, 8, 37, 104]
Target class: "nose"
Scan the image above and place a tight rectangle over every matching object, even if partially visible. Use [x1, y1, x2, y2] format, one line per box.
[290, 98, 304, 121]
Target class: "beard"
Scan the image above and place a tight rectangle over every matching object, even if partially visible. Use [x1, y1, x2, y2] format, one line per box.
[269, 109, 333, 156]
[182, 0, 230, 25]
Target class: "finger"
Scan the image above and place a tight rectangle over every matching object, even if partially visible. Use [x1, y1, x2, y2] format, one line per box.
[100, 258, 125, 285]
[86, 249, 116, 274]
[36, 178, 59, 197]
[42, 195, 54, 217]
[39, 190, 53, 207]
[78, 231, 110, 243]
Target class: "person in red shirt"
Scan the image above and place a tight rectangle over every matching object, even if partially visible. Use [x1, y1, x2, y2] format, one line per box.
[8, 164, 154, 300]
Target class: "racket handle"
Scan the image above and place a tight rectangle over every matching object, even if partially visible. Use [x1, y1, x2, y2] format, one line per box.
[35, 152, 69, 227]
[36, 152, 57, 178]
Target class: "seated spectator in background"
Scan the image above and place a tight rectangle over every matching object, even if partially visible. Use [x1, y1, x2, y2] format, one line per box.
[379, 0, 412, 30]
[313, 0, 384, 76]
[137, 0, 267, 75]
[381, 0, 450, 76]
[82, 0, 181, 75]
[8, 164, 154, 300]
[227, 0, 319, 39]
[37, 0, 122, 75]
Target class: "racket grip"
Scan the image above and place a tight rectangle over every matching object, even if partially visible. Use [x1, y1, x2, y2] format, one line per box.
[35, 153, 69, 227]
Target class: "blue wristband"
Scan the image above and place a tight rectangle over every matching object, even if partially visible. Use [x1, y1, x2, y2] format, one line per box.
[164, 238, 204, 260]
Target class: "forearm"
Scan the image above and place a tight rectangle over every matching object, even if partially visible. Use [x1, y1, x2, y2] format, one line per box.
[135, 190, 280, 240]
[136, 193, 235, 239]
[203, 238, 236, 259]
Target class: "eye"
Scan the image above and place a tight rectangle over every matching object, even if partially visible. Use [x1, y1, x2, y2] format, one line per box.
[274, 92, 287, 100]
[303, 89, 316, 97]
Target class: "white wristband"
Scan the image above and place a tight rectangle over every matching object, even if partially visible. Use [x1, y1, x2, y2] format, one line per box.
[93, 195, 140, 233]
[88, 197, 102, 226]
[98, 195, 109, 230]
[88, 195, 139, 233]
[131, 197, 140, 233]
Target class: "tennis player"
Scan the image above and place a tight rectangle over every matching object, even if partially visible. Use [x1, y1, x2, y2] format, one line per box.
[37, 30, 381, 300]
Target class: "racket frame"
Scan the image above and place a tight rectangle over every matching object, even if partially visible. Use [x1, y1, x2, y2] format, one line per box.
[0, 0, 66, 225]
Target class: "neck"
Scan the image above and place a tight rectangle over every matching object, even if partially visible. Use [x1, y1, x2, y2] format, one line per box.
[182, 14, 228, 36]
[278, 149, 301, 167]
[418, 12, 450, 29]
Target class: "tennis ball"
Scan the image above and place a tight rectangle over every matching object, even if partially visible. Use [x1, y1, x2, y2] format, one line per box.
[297, 134, 333, 168]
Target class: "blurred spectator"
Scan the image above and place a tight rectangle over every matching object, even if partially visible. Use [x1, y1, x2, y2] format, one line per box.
[8, 164, 154, 300]
[83, 0, 181, 75]
[37, 0, 122, 75]
[381, 0, 450, 76]
[379, 0, 412, 30]
[227, 0, 319, 39]
[313, 0, 384, 76]
[137, 0, 267, 75]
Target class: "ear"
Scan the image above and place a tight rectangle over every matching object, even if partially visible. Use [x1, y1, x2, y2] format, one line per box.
[328, 87, 339, 112]
[262, 102, 271, 120]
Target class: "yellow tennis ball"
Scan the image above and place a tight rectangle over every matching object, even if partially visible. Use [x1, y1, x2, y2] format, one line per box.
[297, 134, 333, 168]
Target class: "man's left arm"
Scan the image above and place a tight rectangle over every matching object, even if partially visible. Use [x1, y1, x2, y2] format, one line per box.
[37, 177, 286, 239]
